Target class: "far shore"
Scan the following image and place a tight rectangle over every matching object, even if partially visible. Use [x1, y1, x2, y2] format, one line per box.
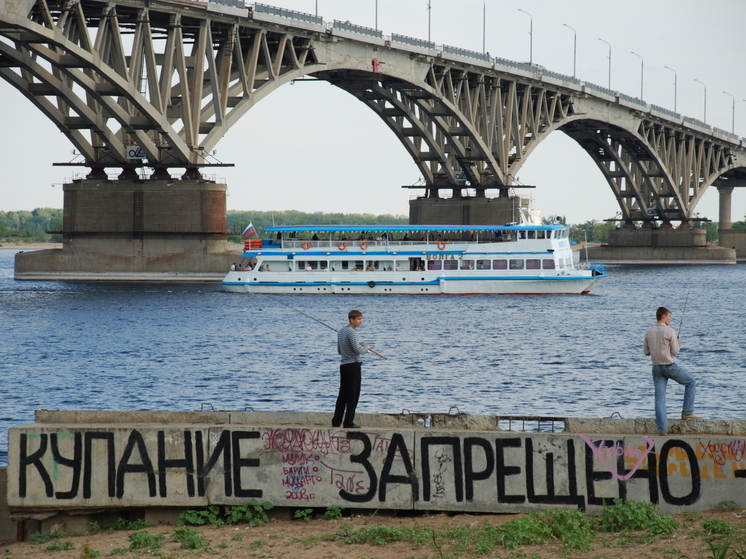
[1, 242, 245, 251]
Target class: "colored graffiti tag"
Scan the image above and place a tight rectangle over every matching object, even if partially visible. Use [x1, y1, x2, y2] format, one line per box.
[581, 435, 656, 481]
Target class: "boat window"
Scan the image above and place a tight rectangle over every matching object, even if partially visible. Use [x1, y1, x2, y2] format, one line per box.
[509, 259, 524, 270]
[527, 230, 536, 239]
[493, 259, 508, 270]
[427, 260, 442, 271]
[460, 260, 474, 270]
[518, 231, 526, 239]
[443, 260, 459, 270]
[543, 260, 556, 269]
[365, 261, 378, 271]
[537, 230, 546, 239]
[379, 260, 395, 271]
[261, 261, 285, 271]
[526, 259, 541, 270]
[476, 259, 491, 270]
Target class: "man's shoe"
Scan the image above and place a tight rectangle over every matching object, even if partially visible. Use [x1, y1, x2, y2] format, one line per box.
[331, 421, 341, 427]
[343, 423, 361, 429]
[657, 432, 668, 436]
[682, 413, 701, 420]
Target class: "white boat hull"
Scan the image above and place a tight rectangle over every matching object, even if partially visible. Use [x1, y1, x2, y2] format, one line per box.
[222, 271, 604, 295]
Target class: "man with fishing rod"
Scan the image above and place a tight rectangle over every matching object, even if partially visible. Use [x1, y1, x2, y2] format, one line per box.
[332, 310, 371, 429]
[644, 305, 699, 436]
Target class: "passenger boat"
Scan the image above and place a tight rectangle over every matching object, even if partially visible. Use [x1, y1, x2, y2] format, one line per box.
[222, 224, 606, 295]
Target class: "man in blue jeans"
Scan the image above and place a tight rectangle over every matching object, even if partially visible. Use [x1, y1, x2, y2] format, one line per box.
[643, 306, 699, 435]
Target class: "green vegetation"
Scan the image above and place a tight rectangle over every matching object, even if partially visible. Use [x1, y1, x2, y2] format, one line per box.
[44, 540, 75, 551]
[127, 530, 165, 551]
[323, 506, 344, 520]
[178, 500, 274, 527]
[0, 208, 62, 243]
[294, 508, 314, 522]
[171, 526, 210, 550]
[718, 500, 741, 511]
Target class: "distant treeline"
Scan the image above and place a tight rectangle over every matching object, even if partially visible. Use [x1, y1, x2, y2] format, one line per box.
[0, 209, 63, 243]
[2, 208, 744, 245]
[226, 210, 408, 242]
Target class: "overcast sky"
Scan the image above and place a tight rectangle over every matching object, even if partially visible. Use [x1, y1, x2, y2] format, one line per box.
[1, 0, 745, 224]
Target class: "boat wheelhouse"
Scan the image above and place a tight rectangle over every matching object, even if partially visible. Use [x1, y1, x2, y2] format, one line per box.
[222, 224, 606, 295]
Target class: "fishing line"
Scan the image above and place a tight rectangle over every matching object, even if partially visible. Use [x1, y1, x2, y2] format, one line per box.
[274, 298, 388, 359]
[678, 287, 691, 337]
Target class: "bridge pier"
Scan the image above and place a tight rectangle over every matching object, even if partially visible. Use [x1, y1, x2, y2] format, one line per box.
[716, 185, 746, 262]
[587, 226, 736, 264]
[14, 179, 239, 281]
[409, 193, 534, 228]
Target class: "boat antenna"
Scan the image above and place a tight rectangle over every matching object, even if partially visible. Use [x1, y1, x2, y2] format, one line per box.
[678, 287, 691, 337]
[275, 298, 388, 359]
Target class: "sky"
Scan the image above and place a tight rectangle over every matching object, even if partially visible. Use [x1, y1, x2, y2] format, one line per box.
[1, 0, 745, 224]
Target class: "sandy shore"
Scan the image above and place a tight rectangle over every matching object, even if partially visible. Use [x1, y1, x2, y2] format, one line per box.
[0, 243, 63, 250]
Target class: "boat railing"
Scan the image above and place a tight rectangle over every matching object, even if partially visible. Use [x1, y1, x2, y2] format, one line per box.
[278, 239, 440, 250]
[578, 262, 606, 275]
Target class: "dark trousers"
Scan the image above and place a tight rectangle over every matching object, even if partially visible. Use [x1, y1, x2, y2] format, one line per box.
[332, 362, 361, 427]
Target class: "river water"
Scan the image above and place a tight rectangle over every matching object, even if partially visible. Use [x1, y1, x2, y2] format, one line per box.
[0, 249, 744, 466]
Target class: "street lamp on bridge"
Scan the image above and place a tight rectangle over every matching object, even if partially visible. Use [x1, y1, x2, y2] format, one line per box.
[562, 24, 576, 79]
[517, 8, 533, 65]
[482, 0, 486, 55]
[664, 66, 677, 113]
[694, 78, 707, 123]
[723, 91, 735, 133]
[598, 38, 611, 90]
[630, 51, 643, 99]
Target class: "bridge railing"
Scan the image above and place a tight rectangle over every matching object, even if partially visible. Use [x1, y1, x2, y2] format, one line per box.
[253, 2, 322, 25]
[391, 33, 435, 52]
[442, 44, 491, 63]
[332, 19, 383, 39]
[210, 0, 246, 8]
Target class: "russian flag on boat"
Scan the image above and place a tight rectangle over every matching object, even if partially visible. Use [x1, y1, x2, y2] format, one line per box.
[241, 223, 256, 238]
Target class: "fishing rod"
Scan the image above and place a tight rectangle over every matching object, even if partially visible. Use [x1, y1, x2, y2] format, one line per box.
[678, 287, 691, 337]
[275, 299, 388, 359]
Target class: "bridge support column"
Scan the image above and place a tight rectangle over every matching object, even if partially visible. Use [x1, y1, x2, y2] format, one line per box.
[718, 186, 734, 229]
[14, 179, 240, 281]
[409, 195, 532, 228]
[717, 185, 746, 261]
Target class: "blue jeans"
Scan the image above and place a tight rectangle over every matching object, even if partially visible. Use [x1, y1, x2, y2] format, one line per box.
[652, 362, 696, 434]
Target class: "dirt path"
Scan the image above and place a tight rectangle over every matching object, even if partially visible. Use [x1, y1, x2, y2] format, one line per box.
[2, 507, 743, 559]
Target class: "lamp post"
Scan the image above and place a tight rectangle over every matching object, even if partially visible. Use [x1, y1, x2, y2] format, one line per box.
[598, 38, 611, 90]
[315, 0, 317, 16]
[482, 0, 486, 54]
[723, 91, 735, 133]
[664, 65, 677, 112]
[562, 23, 576, 78]
[582, 230, 589, 264]
[375, 0, 378, 31]
[630, 51, 643, 99]
[517, 8, 532, 65]
[694, 78, 707, 122]
[427, 0, 431, 42]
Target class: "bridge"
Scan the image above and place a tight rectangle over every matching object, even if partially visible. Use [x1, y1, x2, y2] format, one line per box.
[2, 0, 745, 278]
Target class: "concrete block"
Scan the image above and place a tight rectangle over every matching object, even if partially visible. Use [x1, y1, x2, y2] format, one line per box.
[0, 469, 18, 543]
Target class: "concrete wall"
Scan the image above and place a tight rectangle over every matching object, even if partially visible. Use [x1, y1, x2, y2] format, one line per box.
[589, 227, 736, 264]
[719, 228, 746, 262]
[409, 196, 529, 228]
[6, 411, 746, 518]
[14, 179, 241, 280]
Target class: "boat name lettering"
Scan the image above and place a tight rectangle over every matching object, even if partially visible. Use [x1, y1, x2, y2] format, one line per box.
[426, 255, 457, 261]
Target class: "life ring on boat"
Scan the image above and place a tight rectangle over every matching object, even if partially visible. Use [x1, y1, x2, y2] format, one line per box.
[301, 242, 311, 250]
[337, 242, 347, 251]
[368, 281, 376, 288]
[359, 241, 369, 250]
[437, 241, 446, 250]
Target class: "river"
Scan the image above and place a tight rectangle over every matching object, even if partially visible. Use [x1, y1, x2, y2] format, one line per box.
[1, 249, 744, 466]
